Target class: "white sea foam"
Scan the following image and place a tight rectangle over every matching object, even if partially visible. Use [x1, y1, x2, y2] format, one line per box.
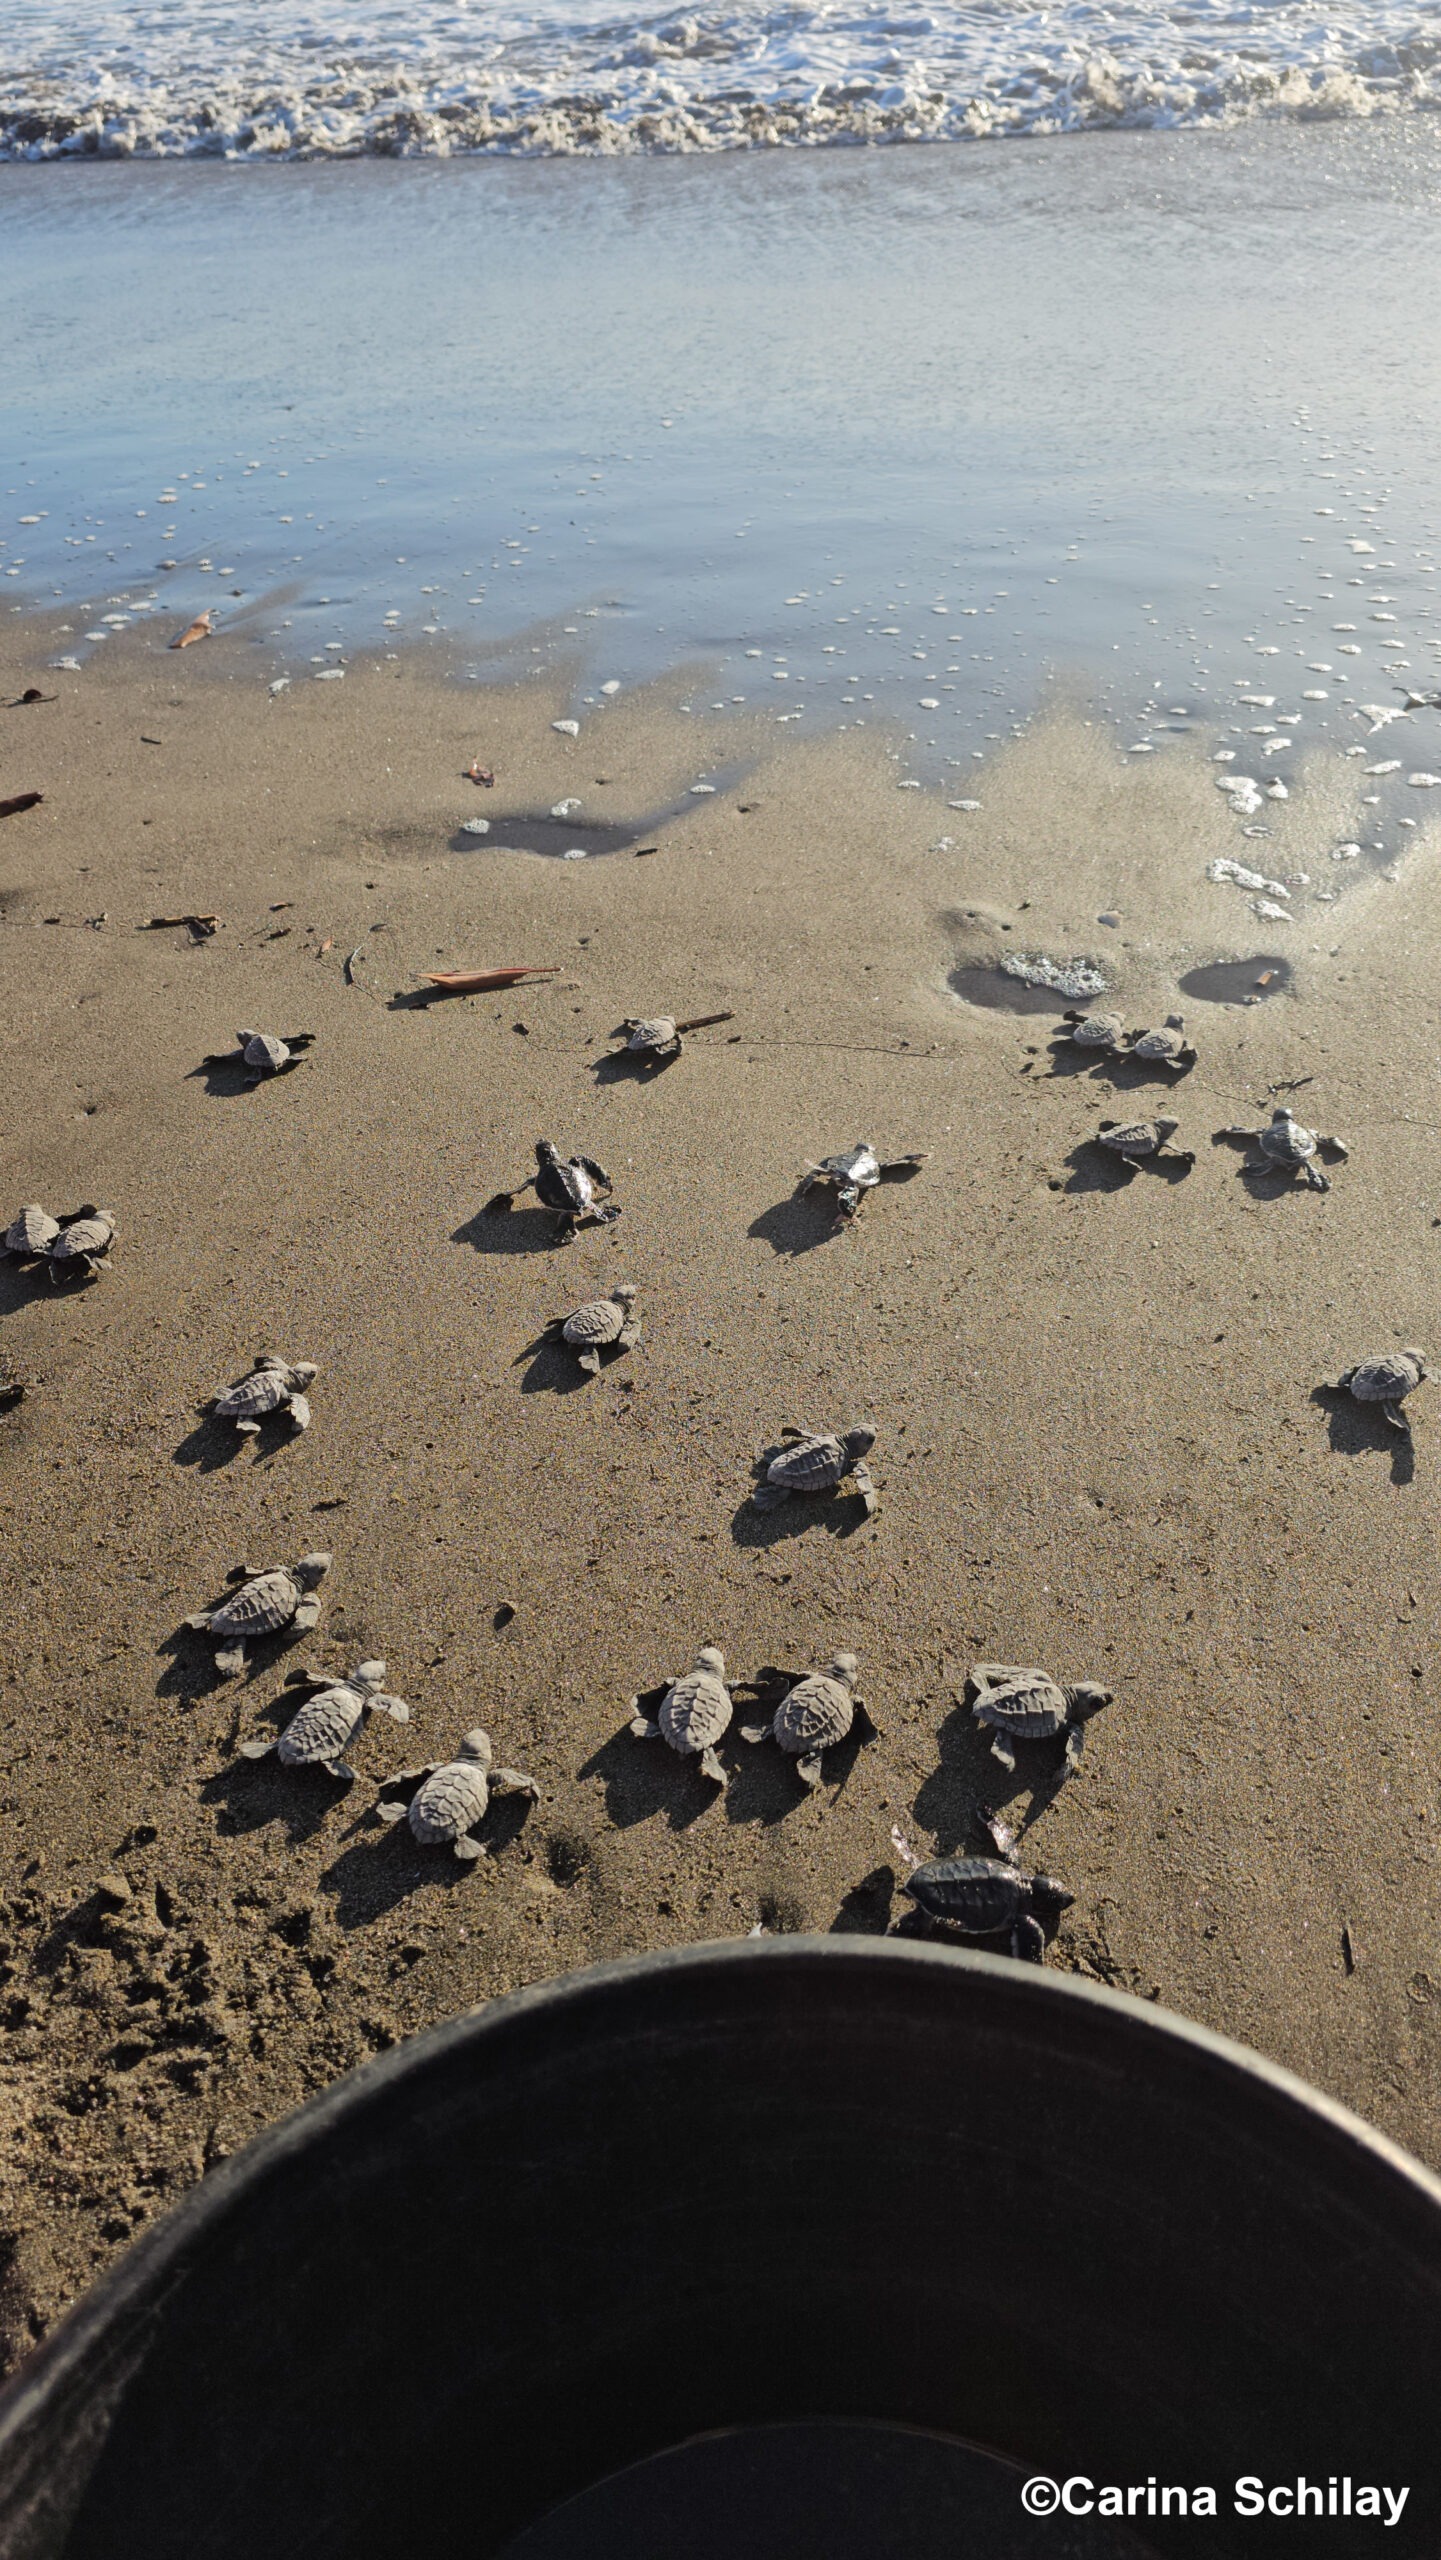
[4, 0, 1441, 159]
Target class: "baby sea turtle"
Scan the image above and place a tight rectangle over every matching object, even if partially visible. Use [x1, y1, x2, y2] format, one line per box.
[204, 1029, 317, 1084]
[45, 1208, 118, 1283]
[239, 1660, 409, 1781]
[1123, 1015, 1196, 1076]
[548, 1285, 639, 1375]
[376, 1729, 539, 1860]
[489, 1140, 620, 1244]
[612, 1009, 734, 1062]
[1090, 1116, 1194, 1169]
[629, 1644, 733, 1786]
[1060, 1009, 1124, 1053]
[902, 1856, 1074, 1963]
[1221, 1106, 1348, 1192]
[185, 1550, 332, 1676]
[211, 1353, 318, 1436]
[741, 1652, 868, 1787]
[1326, 1346, 1428, 1435]
[2, 1205, 60, 1261]
[967, 1661, 1113, 1780]
[798, 1143, 926, 1224]
[753, 1423, 878, 1516]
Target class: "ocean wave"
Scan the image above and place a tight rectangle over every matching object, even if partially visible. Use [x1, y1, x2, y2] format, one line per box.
[4, 0, 1441, 159]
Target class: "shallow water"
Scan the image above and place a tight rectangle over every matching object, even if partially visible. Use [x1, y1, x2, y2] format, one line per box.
[4, 121, 1441, 833]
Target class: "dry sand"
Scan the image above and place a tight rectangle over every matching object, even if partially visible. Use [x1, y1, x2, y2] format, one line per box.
[0, 618, 1438, 2367]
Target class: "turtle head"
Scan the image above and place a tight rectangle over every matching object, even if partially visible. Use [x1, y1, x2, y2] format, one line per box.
[236, 1028, 260, 1047]
[842, 1423, 878, 1462]
[1404, 1348, 1429, 1376]
[290, 1361, 319, 1387]
[826, 1652, 860, 1688]
[1066, 1682, 1112, 1721]
[294, 1552, 332, 1588]
[1029, 1875, 1075, 1919]
[1152, 1118, 1179, 1144]
[535, 1139, 561, 1166]
[458, 1729, 493, 1767]
[352, 1660, 388, 1692]
[1164, 1013, 1185, 1029]
[692, 1645, 726, 1679]
[612, 1284, 638, 1307]
[1271, 1106, 1295, 1126]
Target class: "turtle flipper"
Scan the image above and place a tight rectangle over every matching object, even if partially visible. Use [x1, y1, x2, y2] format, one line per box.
[795, 1752, 823, 1788]
[1011, 1914, 1046, 1962]
[851, 1462, 878, 1517]
[184, 1610, 214, 1631]
[629, 1713, 662, 1739]
[699, 1747, 726, 1785]
[751, 1484, 789, 1511]
[237, 1737, 275, 1761]
[214, 1641, 247, 1677]
[1063, 1722, 1086, 1771]
[492, 1768, 540, 1800]
[287, 1395, 311, 1432]
[578, 1347, 601, 1375]
[453, 1835, 484, 1862]
[1383, 1402, 1413, 1434]
[740, 1721, 774, 1746]
[1302, 1163, 1330, 1193]
[988, 1730, 1017, 1774]
[293, 1598, 322, 1631]
[374, 1800, 408, 1825]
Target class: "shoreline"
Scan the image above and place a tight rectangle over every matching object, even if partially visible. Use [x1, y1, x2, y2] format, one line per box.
[0, 611, 1439, 2360]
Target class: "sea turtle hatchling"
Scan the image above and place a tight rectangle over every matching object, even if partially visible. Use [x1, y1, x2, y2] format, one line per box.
[2, 1205, 60, 1262]
[185, 1551, 332, 1676]
[797, 1144, 926, 1224]
[629, 1644, 734, 1786]
[902, 1856, 1074, 1963]
[1059, 1009, 1124, 1054]
[1123, 1015, 1197, 1076]
[967, 1661, 1113, 1780]
[741, 1652, 869, 1787]
[753, 1423, 879, 1516]
[44, 1209, 118, 1283]
[1090, 1116, 1194, 1170]
[203, 1028, 317, 1084]
[1326, 1346, 1429, 1435]
[548, 1285, 639, 1374]
[1221, 1106, 1347, 1193]
[239, 1660, 409, 1781]
[488, 1140, 620, 1244]
[612, 1009, 734, 1062]
[211, 1353, 318, 1436]
[376, 1729, 539, 1860]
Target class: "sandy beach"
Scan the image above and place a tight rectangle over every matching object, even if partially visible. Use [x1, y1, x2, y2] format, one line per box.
[0, 610, 1438, 2362]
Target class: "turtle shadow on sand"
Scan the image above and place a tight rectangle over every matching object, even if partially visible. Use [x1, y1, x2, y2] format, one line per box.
[199, 1751, 355, 1850]
[1057, 1141, 1193, 1196]
[829, 1865, 897, 1934]
[721, 1678, 874, 1829]
[320, 1791, 535, 1928]
[578, 1712, 730, 1834]
[187, 1057, 309, 1101]
[453, 1205, 574, 1257]
[589, 1043, 682, 1087]
[155, 1600, 312, 1700]
[171, 1408, 298, 1473]
[747, 1194, 844, 1259]
[1311, 1385, 1417, 1487]
[0, 1263, 50, 1315]
[729, 1482, 874, 1547]
[512, 1330, 627, 1397]
[910, 1696, 1061, 1854]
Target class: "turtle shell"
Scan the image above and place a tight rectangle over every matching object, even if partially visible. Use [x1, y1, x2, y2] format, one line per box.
[1100, 1120, 1163, 1155]
[208, 1566, 303, 1638]
[563, 1297, 625, 1348]
[1350, 1352, 1422, 1401]
[276, 1685, 364, 1766]
[773, 1672, 854, 1755]
[1068, 1012, 1123, 1048]
[972, 1669, 1067, 1738]
[906, 1857, 1026, 1934]
[49, 1215, 114, 1263]
[409, 1759, 491, 1845]
[1132, 1026, 1188, 1062]
[767, 1434, 846, 1492]
[4, 1205, 59, 1256]
[216, 1367, 293, 1419]
[628, 1018, 677, 1050]
[1261, 1117, 1315, 1163]
[242, 1033, 289, 1073]
[659, 1667, 732, 1754]
[824, 1145, 880, 1187]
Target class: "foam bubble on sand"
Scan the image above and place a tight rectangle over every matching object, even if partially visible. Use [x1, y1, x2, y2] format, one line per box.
[5, 0, 1441, 160]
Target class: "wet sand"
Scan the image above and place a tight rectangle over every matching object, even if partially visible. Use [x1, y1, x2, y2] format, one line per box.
[0, 618, 1439, 2364]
